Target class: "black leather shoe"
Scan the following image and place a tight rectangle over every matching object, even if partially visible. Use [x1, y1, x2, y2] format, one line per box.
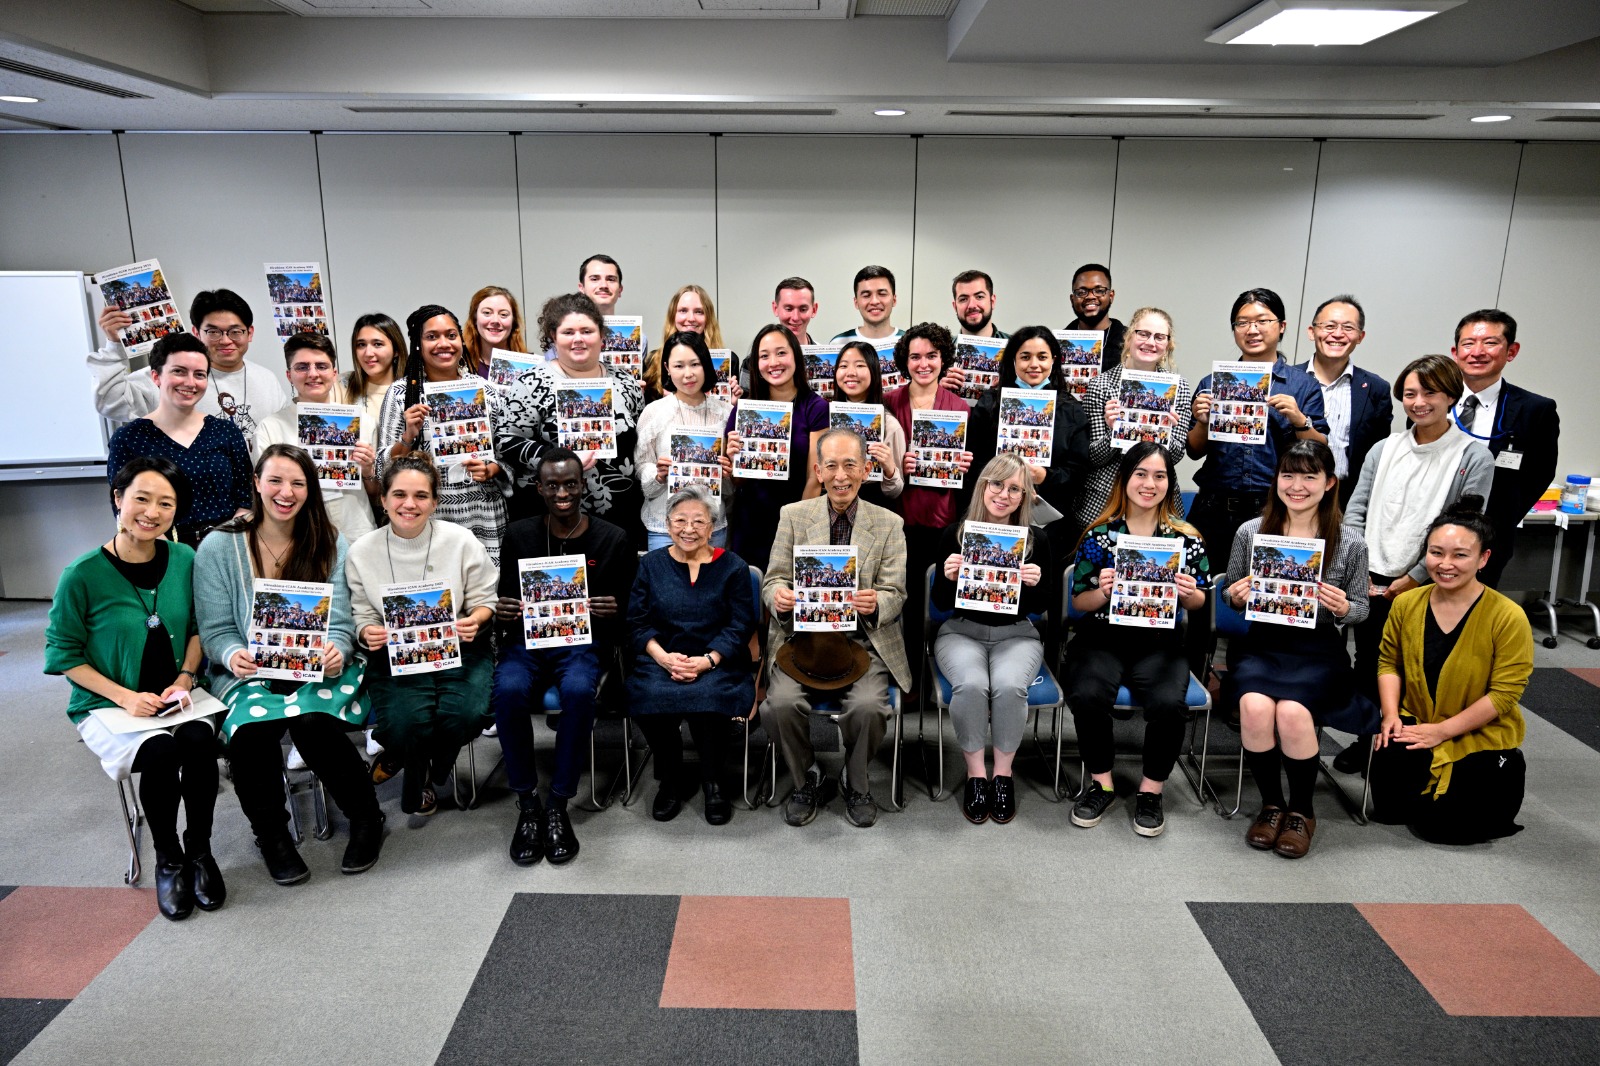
[990, 775, 1017, 824]
[257, 833, 310, 886]
[156, 859, 194, 921]
[341, 814, 385, 875]
[961, 776, 991, 825]
[652, 785, 684, 822]
[188, 852, 226, 911]
[703, 781, 732, 826]
[1332, 737, 1371, 775]
[546, 804, 579, 865]
[509, 803, 545, 866]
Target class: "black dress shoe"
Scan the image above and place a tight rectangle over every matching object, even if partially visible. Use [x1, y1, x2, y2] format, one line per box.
[156, 858, 194, 921]
[546, 804, 579, 865]
[990, 775, 1017, 824]
[1332, 737, 1371, 775]
[961, 777, 991, 825]
[188, 852, 226, 911]
[509, 803, 545, 866]
[257, 833, 310, 886]
[703, 781, 732, 826]
[342, 814, 385, 875]
[652, 785, 684, 823]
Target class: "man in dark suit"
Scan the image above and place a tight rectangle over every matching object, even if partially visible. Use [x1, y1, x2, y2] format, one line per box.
[1296, 295, 1392, 506]
[1450, 309, 1559, 589]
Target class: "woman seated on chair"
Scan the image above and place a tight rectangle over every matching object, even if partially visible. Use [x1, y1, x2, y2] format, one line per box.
[347, 453, 497, 820]
[193, 444, 382, 888]
[627, 487, 757, 826]
[1065, 442, 1209, 839]
[931, 453, 1054, 826]
[46, 457, 216, 922]
[1221, 441, 1373, 860]
[1369, 497, 1531, 844]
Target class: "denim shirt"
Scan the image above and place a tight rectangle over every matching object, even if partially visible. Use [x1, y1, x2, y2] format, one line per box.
[1192, 357, 1328, 495]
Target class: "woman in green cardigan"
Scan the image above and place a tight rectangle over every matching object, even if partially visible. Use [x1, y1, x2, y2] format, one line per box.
[1370, 496, 1533, 844]
[44, 457, 219, 922]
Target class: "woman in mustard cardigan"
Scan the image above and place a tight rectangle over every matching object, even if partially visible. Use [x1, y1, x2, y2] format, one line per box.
[1370, 496, 1532, 844]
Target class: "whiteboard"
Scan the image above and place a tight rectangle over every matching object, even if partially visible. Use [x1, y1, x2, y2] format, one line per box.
[0, 271, 110, 469]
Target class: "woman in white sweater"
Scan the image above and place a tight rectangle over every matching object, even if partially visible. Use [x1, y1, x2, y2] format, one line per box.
[634, 330, 733, 550]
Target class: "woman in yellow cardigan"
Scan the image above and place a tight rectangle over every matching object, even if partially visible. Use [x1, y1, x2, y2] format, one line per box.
[1370, 496, 1532, 844]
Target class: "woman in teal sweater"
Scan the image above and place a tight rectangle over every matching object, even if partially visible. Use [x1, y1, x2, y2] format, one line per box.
[45, 457, 219, 922]
[194, 444, 382, 887]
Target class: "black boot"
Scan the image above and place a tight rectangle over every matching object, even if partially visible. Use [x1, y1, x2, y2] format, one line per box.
[510, 793, 545, 867]
[702, 780, 732, 826]
[257, 832, 310, 886]
[546, 800, 579, 865]
[155, 851, 194, 921]
[188, 852, 226, 911]
[341, 813, 386, 875]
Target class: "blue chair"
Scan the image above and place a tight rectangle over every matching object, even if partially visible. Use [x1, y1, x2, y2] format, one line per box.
[923, 565, 1066, 801]
[1059, 564, 1214, 805]
[741, 565, 906, 812]
[1203, 588, 1373, 824]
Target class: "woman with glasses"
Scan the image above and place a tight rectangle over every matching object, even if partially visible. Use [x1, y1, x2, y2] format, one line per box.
[931, 453, 1054, 826]
[626, 488, 757, 825]
[1065, 442, 1209, 838]
[1076, 308, 1193, 534]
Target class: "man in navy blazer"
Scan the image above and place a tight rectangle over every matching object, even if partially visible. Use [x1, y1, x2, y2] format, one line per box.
[1297, 295, 1392, 506]
[1451, 309, 1560, 589]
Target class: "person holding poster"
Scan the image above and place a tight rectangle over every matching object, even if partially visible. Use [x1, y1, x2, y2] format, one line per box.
[105, 333, 254, 547]
[723, 324, 828, 572]
[462, 285, 527, 379]
[377, 304, 511, 564]
[494, 293, 646, 545]
[348, 455, 498, 819]
[1221, 442, 1374, 859]
[193, 444, 381, 886]
[636, 331, 733, 550]
[343, 313, 407, 505]
[255, 333, 377, 542]
[931, 454, 1052, 826]
[627, 488, 757, 827]
[965, 326, 1091, 562]
[643, 284, 741, 405]
[46, 457, 216, 921]
[489, 449, 635, 866]
[1066, 443, 1209, 838]
[1061, 264, 1124, 373]
[832, 340, 906, 508]
[1077, 308, 1194, 531]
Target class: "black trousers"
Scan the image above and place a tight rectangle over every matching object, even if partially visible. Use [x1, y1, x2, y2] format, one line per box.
[636, 714, 730, 785]
[1186, 488, 1268, 676]
[1066, 630, 1191, 782]
[1351, 572, 1401, 703]
[1369, 741, 1525, 844]
[130, 720, 219, 862]
[228, 713, 381, 840]
[902, 523, 944, 686]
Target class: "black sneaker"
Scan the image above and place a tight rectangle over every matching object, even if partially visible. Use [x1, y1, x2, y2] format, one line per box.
[1070, 781, 1116, 828]
[990, 775, 1017, 824]
[843, 786, 878, 828]
[1133, 791, 1166, 838]
[341, 814, 386, 874]
[961, 776, 990, 825]
[257, 833, 310, 886]
[784, 767, 830, 827]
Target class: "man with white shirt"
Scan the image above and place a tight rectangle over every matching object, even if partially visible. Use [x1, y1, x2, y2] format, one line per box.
[772, 277, 822, 346]
[1295, 295, 1392, 507]
[1450, 308, 1559, 589]
[832, 265, 904, 344]
[577, 254, 623, 316]
[89, 287, 290, 449]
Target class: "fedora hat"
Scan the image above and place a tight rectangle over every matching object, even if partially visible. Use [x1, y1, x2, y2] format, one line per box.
[775, 631, 869, 691]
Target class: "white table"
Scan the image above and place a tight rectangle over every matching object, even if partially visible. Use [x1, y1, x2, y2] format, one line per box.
[1519, 509, 1600, 649]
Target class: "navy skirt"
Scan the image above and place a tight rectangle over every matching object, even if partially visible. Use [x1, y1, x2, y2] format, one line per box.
[1225, 623, 1380, 734]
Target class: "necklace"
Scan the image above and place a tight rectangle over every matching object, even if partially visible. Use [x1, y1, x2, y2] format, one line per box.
[257, 531, 291, 574]
[110, 534, 163, 630]
[546, 514, 585, 556]
[386, 522, 435, 584]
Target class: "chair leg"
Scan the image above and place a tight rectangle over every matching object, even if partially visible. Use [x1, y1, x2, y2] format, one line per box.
[117, 777, 143, 887]
[765, 741, 783, 808]
[882, 696, 905, 813]
[1314, 737, 1373, 826]
[313, 776, 333, 841]
[284, 769, 305, 845]
[738, 717, 761, 811]
[451, 738, 480, 811]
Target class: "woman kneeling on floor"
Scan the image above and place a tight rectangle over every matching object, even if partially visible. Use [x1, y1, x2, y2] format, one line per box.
[194, 444, 382, 886]
[1222, 441, 1373, 859]
[1369, 497, 1532, 844]
[1066, 442, 1209, 838]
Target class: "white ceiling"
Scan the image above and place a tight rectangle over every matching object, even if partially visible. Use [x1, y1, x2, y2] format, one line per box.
[246, 0, 851, 17]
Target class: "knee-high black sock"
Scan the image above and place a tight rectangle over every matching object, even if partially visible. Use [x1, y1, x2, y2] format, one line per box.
[1284, 754, 1319, 818]
[174, 721, 219, 855]
[1243, 747, 1286, 809]
[131, 734, 183, 862]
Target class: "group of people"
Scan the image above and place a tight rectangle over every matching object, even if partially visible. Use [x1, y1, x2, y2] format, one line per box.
[51, 255, 1558, 921]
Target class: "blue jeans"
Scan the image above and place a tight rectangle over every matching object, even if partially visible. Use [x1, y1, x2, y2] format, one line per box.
[491, 643, 601, 799]
[646, 527, 728, 552]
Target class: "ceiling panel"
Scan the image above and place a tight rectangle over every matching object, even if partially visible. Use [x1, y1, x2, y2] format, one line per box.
[265, 0, 848, 15]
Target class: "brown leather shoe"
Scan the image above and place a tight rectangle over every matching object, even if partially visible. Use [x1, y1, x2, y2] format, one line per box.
[1274, 812, 1317, 858]
[1246, 805, 1286, 850]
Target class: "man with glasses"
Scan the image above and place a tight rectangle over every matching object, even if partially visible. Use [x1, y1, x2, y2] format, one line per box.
[91, 287, 289, 449]
[1062, 263, 1123, 372]
[1300, 294, 1392, 507]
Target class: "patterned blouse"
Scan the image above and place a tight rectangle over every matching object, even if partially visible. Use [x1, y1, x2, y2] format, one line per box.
[1071, 517, 1210, 628]
[1074, 366, 1194, 529]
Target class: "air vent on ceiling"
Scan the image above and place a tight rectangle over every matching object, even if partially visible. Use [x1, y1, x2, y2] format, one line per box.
[853, 0, 959, 16]
[345, 105, 836, 116]
[946, 109, 1439, 121]
[1537, 115, 1600, 123]
[0, 57, 151, 99]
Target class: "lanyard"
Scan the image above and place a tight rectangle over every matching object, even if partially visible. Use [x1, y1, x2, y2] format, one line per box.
[1452, 399, 1508, 445]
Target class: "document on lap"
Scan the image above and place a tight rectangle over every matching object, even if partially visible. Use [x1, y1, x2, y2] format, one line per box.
[1109, 536, 1181, 630]
[263, 262, 328, 339]
[957, 521, 1026, 617]
[249, 578, 332, 681]
[89, 258, 185, 358]
[518, 555, 593, 650]
[1247, 533, 1323, 629]
[794, 545, 858, 633]
[382, 580, 462, 675]
[90, 687, 225, 735]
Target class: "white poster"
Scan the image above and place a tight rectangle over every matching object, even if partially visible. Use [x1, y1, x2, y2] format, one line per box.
[1109, 535, 1181, 630]
[518, 555, 593, 650]
[794, 545, 858, 632]
[249, 578, 332, 681]
[423, 379, 495, 466]
[731, 399, 793, 481]
[998, 387, 1055, 465]
[1054, 329, 1104, 399]
[603, 315, 644, 381]
[830, 401, 885, 482]
[955, 333, 1005, 403]
[1114, 370, 1181, 452]
[90, 258, 184, 358]
[1209, 361, 1271, 446]
[909, 408, 967, 489]
[381, 580, 462, 675]
[554, 377, 619, 459]
[263, 261, 327, 339]
[1247, 533, 1324, 629]
[297, 402, 363, 491]
[956, 520, 1026, 616]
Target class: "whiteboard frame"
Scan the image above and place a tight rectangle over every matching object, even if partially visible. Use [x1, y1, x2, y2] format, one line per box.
[0, 270, 113, 474]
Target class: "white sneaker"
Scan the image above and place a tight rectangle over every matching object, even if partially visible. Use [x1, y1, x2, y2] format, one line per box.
[286, 745, 307, 772]
[365, 729, 383, 757]
[482, 724, 498, 738]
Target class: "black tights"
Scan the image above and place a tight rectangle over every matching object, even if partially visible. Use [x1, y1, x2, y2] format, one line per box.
[228, 714, 381, 841]
[130, 720, 218, 863]
[636, 714, 730, 786]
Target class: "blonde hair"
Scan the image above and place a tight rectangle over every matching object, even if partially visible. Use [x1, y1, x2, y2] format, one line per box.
[646, 284, 725, 392]
[961, 453, 1035, 557]
[1118, 306, 1177, 372]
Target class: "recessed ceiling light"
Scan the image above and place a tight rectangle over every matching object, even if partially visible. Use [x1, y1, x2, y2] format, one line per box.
[1471, 114, 1513, 123]
[874, 109, 907, 117]
[0, 95, 40, 104]
[1208, 1, 1462, 47]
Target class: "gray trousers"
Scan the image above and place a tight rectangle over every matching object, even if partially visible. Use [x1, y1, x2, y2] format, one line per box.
[933, 616, 1044, 753]
[760, 645, 893, 794]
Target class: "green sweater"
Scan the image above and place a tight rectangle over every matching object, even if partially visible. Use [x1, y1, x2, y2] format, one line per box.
[44, 543, 197, 723]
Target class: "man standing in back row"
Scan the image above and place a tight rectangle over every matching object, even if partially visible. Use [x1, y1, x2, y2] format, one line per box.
[1299, 294, 1392, 508]
[952, 270, 1008, 340]
[833, 265, 904, 344]
[1063, 263, 1124, 372]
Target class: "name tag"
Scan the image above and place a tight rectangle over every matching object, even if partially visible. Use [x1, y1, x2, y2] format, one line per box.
[1495, 450, 1523, 471]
